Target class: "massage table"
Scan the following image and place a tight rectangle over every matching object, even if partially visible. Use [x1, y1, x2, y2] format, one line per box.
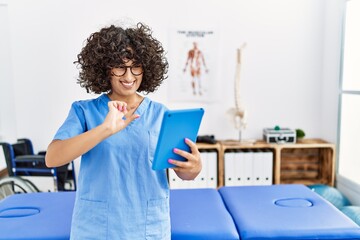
[219, 184, 360, 240]
[0, 191, 75, 239]
[0, 189, 239, 240]
[170, 188, 239, 239]
[1, 185, 360, 240]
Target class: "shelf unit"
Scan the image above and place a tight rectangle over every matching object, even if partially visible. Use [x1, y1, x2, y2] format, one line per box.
[197, 138, 335, 188]
[276, 138, 335, 186]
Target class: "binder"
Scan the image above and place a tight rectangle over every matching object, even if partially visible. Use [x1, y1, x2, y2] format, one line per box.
[263, 149, 273, 185]
[234, 150, 245, 186]
[252, 149, 263, 185]
[206, 151, 218, 188]
[168, 169, 181, 189]
[224, 150, 235, 186]
[195, 151, 208, 188]
[243, 150, 253, 185]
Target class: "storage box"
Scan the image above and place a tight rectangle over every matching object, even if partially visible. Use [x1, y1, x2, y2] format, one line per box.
[263, 128, 296, 144]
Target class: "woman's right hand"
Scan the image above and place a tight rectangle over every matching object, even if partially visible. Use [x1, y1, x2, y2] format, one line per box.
[103, 101, 140, 135]
[46, 101, 140, 167]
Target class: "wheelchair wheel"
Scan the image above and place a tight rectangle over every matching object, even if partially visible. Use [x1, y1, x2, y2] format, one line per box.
[0, 176, 39, 200]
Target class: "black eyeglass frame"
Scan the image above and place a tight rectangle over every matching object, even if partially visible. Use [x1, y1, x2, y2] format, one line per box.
[110, 65, 144, 77]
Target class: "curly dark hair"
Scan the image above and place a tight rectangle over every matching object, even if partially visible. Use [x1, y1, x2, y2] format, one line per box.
[74, 22, 168, 94]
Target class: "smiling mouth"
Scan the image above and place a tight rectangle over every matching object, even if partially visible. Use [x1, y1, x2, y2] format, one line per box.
[120, 81, 135, 88]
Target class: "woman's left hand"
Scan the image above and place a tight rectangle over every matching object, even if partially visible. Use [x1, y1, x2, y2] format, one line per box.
[169, 138, 202, 180]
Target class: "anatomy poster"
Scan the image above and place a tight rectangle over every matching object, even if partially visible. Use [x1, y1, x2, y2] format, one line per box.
[168, 29, 218, 102]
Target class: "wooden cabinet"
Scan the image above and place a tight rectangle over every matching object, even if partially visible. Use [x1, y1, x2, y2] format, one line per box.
[197, 138, 335, 188]
[275, 138, 335, 186]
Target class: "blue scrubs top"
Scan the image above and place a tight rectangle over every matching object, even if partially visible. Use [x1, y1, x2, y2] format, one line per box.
[54, 94, 170, 240]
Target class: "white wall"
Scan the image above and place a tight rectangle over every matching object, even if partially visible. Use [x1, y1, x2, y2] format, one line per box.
[320, 0, 346, 144]
[1, 0, 344, 153]
[0, 2, 17, 143]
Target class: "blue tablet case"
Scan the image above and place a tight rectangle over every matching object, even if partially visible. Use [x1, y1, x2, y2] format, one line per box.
[152, 108, 205, 170]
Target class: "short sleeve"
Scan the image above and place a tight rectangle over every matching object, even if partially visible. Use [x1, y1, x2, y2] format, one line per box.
[53, 101, 87, 140]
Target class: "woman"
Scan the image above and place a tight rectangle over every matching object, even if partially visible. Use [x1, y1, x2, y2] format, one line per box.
[45, 22, 202, 239]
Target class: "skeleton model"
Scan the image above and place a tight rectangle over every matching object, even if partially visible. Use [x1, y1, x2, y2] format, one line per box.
[227, 43, 247, 141]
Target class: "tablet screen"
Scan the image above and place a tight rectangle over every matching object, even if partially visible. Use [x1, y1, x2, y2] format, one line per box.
[152, 108, 204, 170]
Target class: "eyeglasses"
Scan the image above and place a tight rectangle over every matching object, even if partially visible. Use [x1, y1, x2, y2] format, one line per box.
[111, 65, 143, 77]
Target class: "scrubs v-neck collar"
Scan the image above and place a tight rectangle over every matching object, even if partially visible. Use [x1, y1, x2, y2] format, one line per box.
[101, 94, 149, 116]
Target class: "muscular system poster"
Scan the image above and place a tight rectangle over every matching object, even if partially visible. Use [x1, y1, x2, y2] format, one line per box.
[168, 29, 218, 102]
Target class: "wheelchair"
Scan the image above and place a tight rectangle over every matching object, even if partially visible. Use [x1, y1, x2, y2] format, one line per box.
[0, 176, 40, 199]
[0, 138, 76, 200]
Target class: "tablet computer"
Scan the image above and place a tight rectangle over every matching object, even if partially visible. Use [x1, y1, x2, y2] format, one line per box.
[152, 108, 205, 170]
